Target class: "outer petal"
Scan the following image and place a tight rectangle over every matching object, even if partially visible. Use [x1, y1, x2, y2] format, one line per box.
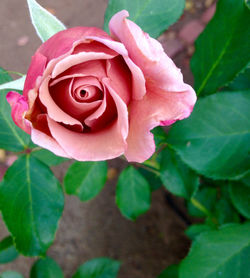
[47, 118, 126, 161]
[125, 86, 196, 162]
[38, 27, 111, 61]
[6, 91, 31, 134]
[31, 126, 69, 158]
[109, 10, 189, 92]
[23, 52, 47, 96]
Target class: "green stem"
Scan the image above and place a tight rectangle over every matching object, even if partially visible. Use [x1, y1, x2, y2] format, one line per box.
[134, 162, 160, 176]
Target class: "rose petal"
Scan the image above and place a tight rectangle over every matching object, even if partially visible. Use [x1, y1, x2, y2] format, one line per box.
[122, 56, 146, 100]
[39, 77, 83, 130]
[47, 116, 127, 161]
[84, 88, 107, 128]
[84, 84, 117, 131]
[102, 77, 128, 139]
[24, 28, 113, 98]
[23, 52, 47, 96]
[74, 85, 101, 102]
[31, 125, 69, 158]
[73, 40, 117, 56]
[106, 56, 131, 104]
[109, 10, 188, 92]
[46, 78, 128, 161]
[6, 91, 31, 134]
[51, 60, 107, 84]
[86, 35, 146, 100]
[72, 76, 102, 94]
[125, 86, 196, 162]
[50, 78, 102, 121]
[52, 52, 116, 78]
[38, 27, 111, 61]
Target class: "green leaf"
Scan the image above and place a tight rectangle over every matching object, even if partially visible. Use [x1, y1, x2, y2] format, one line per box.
[0, 75, 26, 91]
[188, 187, 217, 218]
[0, 236, 19, 264]
[229, 180, 250, 219]
[225, 64, 250, 91]
[246, 0, 250, 9]
[0, 271, 24, 278]
[167, 90, 250, 180]
[31, 149, 68, 166]
[0, 68, 30, 151]
[137, 168, 162, 191]
[116, 166, 151, 221]
[158, 264, 179, 278]
[72, 257, 121, 278]
[64, 161, 107, 202]
[0, 155, 64, 256]
[191, 0, 250, 95]
[151, 127, 168, 147]
[27, 0, 66, 42]
[213, 185, 240, 225]
[185, 224, 214, 240]
[241, 172, 250, 187]
[180, 222, 250, 278]
[104, 0, 185, 38]
[30, 256, 64, 278]
[160, 148, 199, 199]
[0, 69, 14, 84]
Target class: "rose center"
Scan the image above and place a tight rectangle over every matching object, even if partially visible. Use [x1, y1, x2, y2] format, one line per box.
[74, 85, 103, 103]
[80, 90, 87, 97]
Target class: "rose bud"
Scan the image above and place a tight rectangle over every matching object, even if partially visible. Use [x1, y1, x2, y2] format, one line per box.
[7, 10, 196, 162]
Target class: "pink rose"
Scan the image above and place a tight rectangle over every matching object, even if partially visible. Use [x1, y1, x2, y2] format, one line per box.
[7, 10, 196, 162]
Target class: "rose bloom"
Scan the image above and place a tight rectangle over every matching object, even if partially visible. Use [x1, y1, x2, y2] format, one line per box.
[7, 10, 196, 162]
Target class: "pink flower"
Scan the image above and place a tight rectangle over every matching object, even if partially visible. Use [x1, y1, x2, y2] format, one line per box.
[7, 10, 196, 162]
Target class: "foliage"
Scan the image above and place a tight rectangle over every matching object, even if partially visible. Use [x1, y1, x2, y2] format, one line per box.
[180, 223, 250, 278]
[30, 257, 64, 278]
[27, 0, 66, 42]
[191, 0, 250, 96]
[166, 90, 250, 180]
[64, 161, 107, 201]
[116, 166, 151, 220]
[72, 257, 121, 278]
[0, 236, 19, 264]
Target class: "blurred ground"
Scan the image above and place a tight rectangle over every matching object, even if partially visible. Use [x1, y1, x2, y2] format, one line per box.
[0, 0, 215, 277]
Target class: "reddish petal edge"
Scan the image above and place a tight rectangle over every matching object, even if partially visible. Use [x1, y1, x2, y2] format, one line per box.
[6, 91, 31, 134]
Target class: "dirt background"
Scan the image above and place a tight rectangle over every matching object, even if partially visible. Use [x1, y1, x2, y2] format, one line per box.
[0, 0, 215, 277]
